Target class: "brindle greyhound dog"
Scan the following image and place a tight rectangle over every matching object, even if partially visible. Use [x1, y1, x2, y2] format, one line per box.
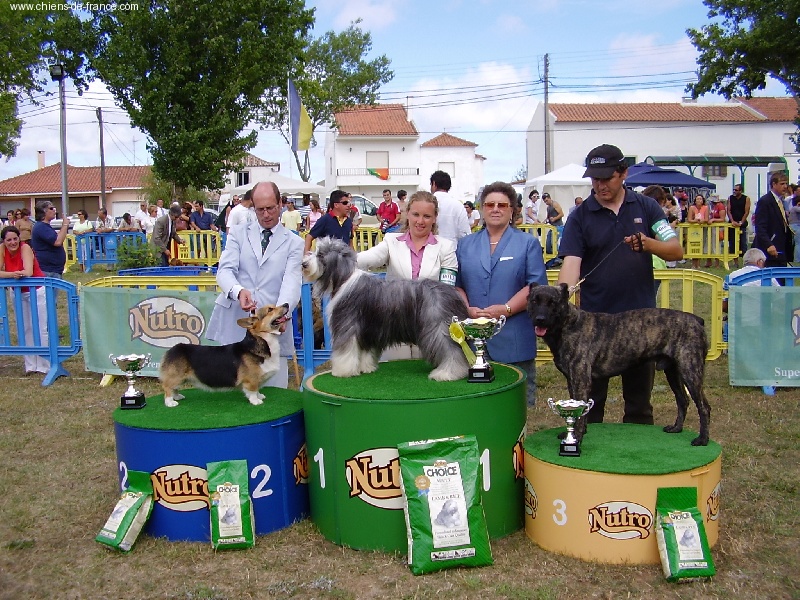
[527, 283, 711, 446]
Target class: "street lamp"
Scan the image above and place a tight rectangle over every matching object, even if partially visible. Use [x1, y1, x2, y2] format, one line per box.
[49, 64, 69, 219]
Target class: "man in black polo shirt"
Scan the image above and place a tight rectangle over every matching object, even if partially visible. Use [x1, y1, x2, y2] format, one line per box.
[557, 144, 684, 426]
[303, 189, 354, 253]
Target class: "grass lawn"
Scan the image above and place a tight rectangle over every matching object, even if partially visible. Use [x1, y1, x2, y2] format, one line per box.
[0, 267, 797, 599]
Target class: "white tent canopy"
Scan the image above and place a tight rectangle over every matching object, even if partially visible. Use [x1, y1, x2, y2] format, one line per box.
[230, 172, 325, 196]
[525, 164, 592, 213]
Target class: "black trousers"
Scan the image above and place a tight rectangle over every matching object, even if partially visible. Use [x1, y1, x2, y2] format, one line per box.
[586, 361, 656, 425]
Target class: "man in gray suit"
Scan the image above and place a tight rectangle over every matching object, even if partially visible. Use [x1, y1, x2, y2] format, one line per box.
[206, 181, 304, 388]
[151, 204, 184, 266]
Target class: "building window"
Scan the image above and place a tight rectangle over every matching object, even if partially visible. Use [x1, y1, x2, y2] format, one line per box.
[237, 171, 250, 187]
[623, 157, 637, 168]
[438, 162, 455, 177]
[701, 165, 727, 178]
[366, 151, 389, 169]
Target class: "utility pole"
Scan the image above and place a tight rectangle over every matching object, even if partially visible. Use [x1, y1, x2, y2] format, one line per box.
[49, 64, 69, 218]
[97, 107, 107, 208]
[543, 53, 551, 174]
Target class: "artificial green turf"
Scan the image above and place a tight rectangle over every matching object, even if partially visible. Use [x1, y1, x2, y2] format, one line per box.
[113, 387, 302, 430]
[305, 359, 523, 401]
[525, 423, 721, 475]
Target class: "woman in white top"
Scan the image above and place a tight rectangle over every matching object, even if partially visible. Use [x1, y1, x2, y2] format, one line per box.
[357, 191, 458, 360]
[357, 190, 457, 281]
[142, 205, 158, 236]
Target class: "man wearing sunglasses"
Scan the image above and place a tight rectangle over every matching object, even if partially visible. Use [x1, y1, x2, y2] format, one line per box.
[303, 189, 354, 253]
[30, 201, 69, 278]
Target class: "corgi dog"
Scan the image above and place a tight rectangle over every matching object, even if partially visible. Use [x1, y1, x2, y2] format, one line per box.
[159, 303, 290, 407]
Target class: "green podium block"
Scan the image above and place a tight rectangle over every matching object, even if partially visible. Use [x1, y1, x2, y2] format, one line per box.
[303, 360, 526, 551]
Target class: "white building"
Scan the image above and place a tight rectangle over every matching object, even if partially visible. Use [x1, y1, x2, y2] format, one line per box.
[221, 152, 281, 192]
[324, 104, 484, 204]
[526, 97, 798, 199]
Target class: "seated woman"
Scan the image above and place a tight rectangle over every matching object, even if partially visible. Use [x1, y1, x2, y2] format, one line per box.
[0, 226, 50, 375]
[357, 190, 458, 359]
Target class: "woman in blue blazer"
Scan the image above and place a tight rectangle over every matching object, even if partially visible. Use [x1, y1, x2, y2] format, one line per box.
[456, 181, 547, 406]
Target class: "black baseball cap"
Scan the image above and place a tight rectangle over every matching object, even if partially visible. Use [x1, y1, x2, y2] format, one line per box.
[583, 144, 626, 178]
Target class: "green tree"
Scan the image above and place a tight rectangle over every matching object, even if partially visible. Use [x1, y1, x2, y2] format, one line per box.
[90, 0, 314, 197]
[259, 20, 394, 181]
[686, 0, 800, 112]
[0, 5, 93, 160]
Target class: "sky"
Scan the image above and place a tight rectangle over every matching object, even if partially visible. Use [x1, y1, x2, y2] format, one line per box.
[1, 0, 790, 188]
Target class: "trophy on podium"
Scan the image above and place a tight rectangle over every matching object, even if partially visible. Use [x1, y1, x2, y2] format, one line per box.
[110, 353, 151, 410]
[452, 316, 506, 383]
[547, 398, 594, 457]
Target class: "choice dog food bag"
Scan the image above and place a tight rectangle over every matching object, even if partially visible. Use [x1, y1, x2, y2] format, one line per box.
[397, 435, 493, 575]
[655, 487, 716, 582]
[96, 470, 154, 552]
[207, 459, 255, 550]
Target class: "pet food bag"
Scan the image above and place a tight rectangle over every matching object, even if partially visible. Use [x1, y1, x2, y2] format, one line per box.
[207, 459, 255, 550]
[655, 487, 716, 582]
[96, 470, 154, 552]
[398, 435, 493, 575]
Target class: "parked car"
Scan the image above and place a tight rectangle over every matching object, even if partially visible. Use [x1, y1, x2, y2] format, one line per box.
[49, 213, 80, 231]
[325, 194, 379, 228]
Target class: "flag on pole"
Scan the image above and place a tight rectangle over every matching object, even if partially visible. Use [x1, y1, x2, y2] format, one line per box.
[288, 79, 312, 152]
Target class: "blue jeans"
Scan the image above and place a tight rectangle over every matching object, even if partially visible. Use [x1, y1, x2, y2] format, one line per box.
[42, 271, 63, 279]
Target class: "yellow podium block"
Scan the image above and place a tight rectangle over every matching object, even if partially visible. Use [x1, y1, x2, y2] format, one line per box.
[524, 424, 721, 564]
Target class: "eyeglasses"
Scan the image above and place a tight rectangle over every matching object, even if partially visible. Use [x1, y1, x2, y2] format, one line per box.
[47, 206, 56, 211]
[336, 200, 350, 206]
[255, 205, 279, 213]
[483, 202, 510, 210]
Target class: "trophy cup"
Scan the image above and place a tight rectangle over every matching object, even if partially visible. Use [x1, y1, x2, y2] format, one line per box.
[110, 353, 151, 410]
[547, 398, 594, 457]
[452, 316, 506, 383]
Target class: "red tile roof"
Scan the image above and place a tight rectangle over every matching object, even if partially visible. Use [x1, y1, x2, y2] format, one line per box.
[334, 104, 418, 136]
[421, 133, 478, 148]
[0, 163, 151, 196]
[242, 152, 279, 168]
[550, 98, 797, 123]
[738, 97, 799, 122]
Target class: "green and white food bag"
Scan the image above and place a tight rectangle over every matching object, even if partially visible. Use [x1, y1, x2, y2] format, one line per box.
[398, 435, 493, 575]
[655, 487, 716, 581]
[207, 459, 255, 550]
[96, 470, 154, 552]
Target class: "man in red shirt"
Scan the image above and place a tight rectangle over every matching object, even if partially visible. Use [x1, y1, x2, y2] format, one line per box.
[377, 189, 400, 232]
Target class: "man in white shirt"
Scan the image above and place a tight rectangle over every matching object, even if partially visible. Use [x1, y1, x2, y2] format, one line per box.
[728, 248, 780, 287]
[226, 188, 256, 232]
[155, 198, 168, 218]
[134, 201, 150, 232]
[430, 170, 470, 242]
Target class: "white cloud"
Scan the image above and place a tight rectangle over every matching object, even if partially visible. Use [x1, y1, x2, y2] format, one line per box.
[311, 0, 403, 32]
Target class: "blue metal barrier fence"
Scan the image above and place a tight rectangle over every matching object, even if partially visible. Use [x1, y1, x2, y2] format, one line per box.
[0, 278, 82, 385]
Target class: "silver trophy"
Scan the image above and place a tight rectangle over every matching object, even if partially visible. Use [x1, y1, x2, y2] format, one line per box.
[452, 316, 506, 383]
[547, 398, 594, 457]
[110, 353, 151, 410]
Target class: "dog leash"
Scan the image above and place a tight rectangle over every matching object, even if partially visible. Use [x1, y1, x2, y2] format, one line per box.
[568, 238, 626, 298]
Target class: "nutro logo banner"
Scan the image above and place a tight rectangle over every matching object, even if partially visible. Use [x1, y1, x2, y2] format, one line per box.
[729, 286, 800, 386]
[81, 287, 219, 377]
